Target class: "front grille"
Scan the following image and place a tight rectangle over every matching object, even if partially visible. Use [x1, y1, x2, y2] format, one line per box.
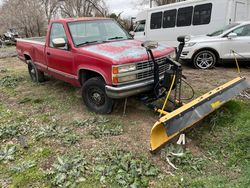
[136, 56, 170, 80]
[136, 56, 167, 70]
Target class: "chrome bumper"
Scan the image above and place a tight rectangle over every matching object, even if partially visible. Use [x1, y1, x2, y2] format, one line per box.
[105, 77, 163, 99]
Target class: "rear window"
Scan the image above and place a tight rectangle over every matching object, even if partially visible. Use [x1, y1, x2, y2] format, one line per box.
[193, 3, 212, 25]
[150, 12, 163, 29]
[177, 6, 193, 27]
[163, 9, 177, 28]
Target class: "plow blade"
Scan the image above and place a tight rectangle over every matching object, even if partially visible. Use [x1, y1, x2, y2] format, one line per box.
[150, 77, 249, 151]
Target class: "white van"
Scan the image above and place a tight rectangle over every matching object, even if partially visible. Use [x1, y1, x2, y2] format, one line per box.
[133, 0, 250, 46]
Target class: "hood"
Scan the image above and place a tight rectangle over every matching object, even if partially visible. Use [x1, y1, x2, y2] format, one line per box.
[81, 40, 174, 65]
[187, 35, 220, 43]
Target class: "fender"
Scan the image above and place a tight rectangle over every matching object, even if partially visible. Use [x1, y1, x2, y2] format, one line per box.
[77, 66, 111, 85]
[192, 47, 220, 60]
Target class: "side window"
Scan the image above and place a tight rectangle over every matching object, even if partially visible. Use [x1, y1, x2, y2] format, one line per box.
[193, 3, 212, 25]
[163, 9, 177, 28]
[49, 23, 67, 48]
[177, 6, 193, 27]
[135, 20, 146, 32]
[232, 24, 250, 36]
[150, 12, 162, 29]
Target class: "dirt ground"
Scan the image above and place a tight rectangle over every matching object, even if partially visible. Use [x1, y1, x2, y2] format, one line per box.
[0, 48, 250, 187]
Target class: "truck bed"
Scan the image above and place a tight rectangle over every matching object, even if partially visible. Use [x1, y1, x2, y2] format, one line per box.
[17, 37, 45, 45]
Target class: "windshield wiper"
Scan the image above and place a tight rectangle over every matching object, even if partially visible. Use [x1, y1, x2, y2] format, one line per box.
[107, 36, 124, 40]
[76, 40, 100, 47]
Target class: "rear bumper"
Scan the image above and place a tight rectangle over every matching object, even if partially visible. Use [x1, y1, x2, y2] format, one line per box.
[105, 78, 159, 99]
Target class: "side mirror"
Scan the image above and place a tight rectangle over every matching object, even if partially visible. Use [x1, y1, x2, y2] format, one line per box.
[228, 32, 237, 39]
[129, 31, 135, 36]
[52, 38, 66, 48]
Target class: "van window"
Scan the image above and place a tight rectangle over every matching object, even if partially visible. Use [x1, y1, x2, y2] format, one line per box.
[150, 12, 162, 29]
[193, 3, 212, 25]
[135, 20, 146, 32]
[177, 6, 193, 27]
[163, 9, 177, 28]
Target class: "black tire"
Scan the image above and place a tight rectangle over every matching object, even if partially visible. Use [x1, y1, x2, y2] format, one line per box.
[27, 60, 45, 83]
[193, 50, 216, 69]
[82, 77, 113, 114]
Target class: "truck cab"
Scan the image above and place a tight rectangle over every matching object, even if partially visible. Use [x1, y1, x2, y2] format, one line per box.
[16, 18, 176, 114]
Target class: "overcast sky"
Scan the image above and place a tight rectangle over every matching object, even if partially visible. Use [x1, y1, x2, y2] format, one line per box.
[0, 0, 148, 18]
[106, 0, 148, 18]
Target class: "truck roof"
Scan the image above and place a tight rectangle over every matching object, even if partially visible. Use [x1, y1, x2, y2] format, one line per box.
[50, 17, 111, 24]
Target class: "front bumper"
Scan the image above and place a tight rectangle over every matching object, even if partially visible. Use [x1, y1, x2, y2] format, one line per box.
[180, 46, 196, 60]
[105, 78, 162, 99]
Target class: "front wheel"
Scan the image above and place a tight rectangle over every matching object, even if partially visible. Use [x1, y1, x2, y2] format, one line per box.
[82, 77, 113, 114]
[193, 50, 216, 69]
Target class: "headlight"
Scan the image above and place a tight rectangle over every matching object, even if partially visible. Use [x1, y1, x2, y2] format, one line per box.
[168, 51, 176, 60]
[185, 42, 196, 47]
[118, 75, 137, 83]
[113, 64, 136, 74]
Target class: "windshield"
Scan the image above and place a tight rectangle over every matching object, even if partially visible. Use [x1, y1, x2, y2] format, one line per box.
[207, 23, 240, 36]
[68, 19, 132, 47]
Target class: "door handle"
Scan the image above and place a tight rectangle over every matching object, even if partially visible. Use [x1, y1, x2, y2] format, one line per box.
[47, 52, 51, 56]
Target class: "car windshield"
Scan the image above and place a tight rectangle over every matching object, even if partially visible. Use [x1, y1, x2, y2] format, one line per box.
[68, 19, 132, 47]
[207, 23, 240, 37]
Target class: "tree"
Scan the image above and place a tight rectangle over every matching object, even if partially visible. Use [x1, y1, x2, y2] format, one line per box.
[0, 0, 46, 37]
[41, 0, 61, 23]
[60, 0, 108, 17]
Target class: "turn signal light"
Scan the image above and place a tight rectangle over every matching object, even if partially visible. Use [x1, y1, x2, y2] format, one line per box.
[113, 77, 118, 84]
[113, 67, 118, 74]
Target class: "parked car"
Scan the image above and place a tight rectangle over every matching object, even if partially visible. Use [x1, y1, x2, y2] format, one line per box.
[1, 28, 19, 45]
[132, 0, 250, 47]
[16, 18, 176, 114]
[180, 21, 250, 69]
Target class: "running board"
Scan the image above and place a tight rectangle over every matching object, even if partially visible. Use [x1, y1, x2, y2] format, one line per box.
[150, 77, 249, 151]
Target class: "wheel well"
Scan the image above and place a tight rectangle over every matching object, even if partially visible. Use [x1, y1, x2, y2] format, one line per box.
[192, 48, 220, 63]
[79, 69, 104, 85]
[24, 54, 31, 61]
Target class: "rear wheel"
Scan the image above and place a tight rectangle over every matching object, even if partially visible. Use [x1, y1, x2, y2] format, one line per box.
[82, 77, 113, 114]
[193, 50, 216, 69]
[27, 60, 45, 82]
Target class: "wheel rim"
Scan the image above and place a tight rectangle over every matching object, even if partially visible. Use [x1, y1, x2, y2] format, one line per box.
[88, 87, 105, 107]
[196, 52, 214, 69]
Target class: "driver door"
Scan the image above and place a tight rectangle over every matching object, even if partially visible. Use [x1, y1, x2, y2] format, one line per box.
[220, 24, 250, 59]
[46, 23, 74, 81]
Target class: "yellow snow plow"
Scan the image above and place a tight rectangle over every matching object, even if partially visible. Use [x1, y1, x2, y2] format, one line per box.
[150, 76, 249, 151]
[140, 40, 250, 152]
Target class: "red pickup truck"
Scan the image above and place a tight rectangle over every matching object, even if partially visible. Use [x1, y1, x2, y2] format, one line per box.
[16, 17, 176, 113]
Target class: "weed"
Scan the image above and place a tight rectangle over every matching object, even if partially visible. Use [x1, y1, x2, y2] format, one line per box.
[89, 119, 123, 139]
[10, 160, 37, 173]
[0, 145, 16, 163]
[63, 133, 80, 146]
[94, 150, 159, 187]
[0, 75, 24, 88]
[72, 117, 97, 127]
[46, 154, 90, 187]
[160, 144, 205, 172]
[0, 122, 29, 140]
[34, 123, 80, 146]
[35, 124, 71, 140]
